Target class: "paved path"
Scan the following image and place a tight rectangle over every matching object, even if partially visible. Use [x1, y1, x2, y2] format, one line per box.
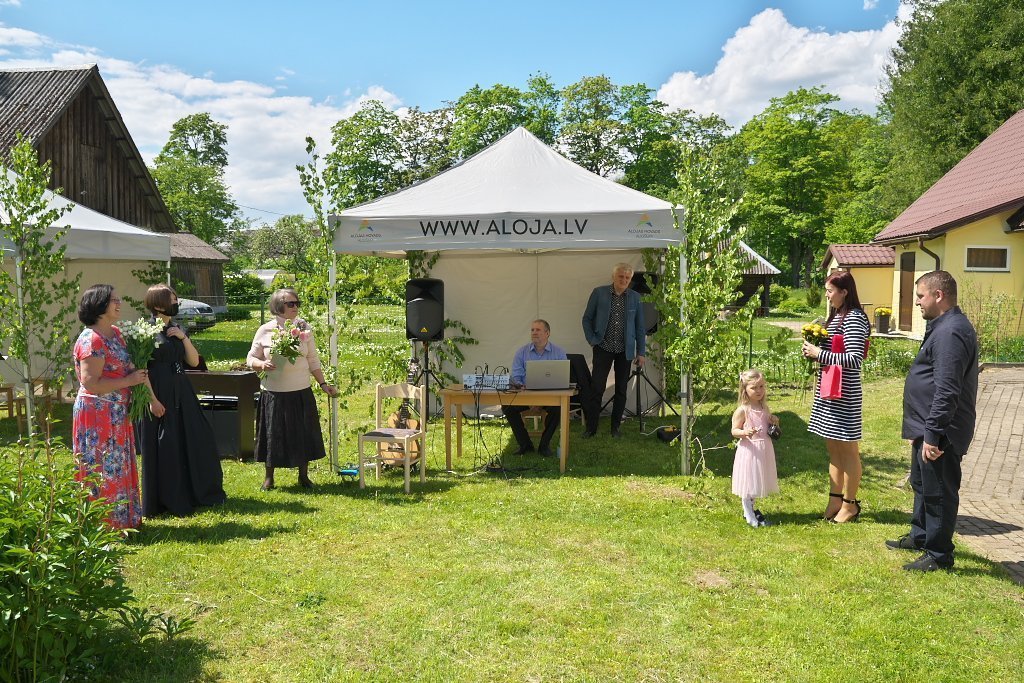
[957, 366, 1024, 583]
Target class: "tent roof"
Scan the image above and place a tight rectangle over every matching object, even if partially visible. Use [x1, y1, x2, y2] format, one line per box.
[1, 169, 170, 261]
[332, 127, 678, 253]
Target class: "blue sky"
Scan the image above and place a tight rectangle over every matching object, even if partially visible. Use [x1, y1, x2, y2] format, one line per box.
[0, 0, 904, 219]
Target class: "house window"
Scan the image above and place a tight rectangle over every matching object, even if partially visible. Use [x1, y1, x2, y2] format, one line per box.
[965, 246, 1010, 271]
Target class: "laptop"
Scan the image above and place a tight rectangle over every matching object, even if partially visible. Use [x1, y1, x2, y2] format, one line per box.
[525, 360, 572, 390]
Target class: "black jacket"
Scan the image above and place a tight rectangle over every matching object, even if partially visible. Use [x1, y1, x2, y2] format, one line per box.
[902, 306, 979, 455]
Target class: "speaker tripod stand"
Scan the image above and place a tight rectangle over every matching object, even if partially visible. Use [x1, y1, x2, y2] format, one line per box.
[411, 341, 446, 425]
[601, 364, 679, 432]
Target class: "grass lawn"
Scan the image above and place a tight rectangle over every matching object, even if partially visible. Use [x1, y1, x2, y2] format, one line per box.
[4, 308, 1023, 682]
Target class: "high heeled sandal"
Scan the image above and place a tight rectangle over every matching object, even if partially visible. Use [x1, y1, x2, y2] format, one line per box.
[830, 498, 861, 524]
[824, 492, 844, 520]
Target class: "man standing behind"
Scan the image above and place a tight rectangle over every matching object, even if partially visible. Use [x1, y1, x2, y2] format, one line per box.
[889, 271, 979, 572]
[506, 320, 567, 456]
[581, 262, 646, 438]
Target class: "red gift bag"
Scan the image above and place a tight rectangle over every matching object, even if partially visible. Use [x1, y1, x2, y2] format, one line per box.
[820, 364, 842, 399]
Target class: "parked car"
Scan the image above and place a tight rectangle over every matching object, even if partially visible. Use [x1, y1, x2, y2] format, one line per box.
[173, 298, 217, 332]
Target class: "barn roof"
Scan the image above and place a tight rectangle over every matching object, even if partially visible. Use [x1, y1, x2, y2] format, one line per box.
[0, 64, 176, 232]
[169, 232, 228, 261]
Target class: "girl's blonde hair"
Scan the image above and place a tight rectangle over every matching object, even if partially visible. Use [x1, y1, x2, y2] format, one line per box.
[738, 368, 771, 413]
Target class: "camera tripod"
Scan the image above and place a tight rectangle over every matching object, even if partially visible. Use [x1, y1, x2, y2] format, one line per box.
[602, 363, 679, 432]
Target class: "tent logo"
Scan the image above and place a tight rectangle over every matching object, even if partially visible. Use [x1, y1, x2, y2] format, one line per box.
[629, 213, 662, 238]
[351, 219, 381, 241]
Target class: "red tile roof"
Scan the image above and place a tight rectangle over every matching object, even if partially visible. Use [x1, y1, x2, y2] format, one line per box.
[873, 109, 1024, 243]
[821, 244, 895, 270]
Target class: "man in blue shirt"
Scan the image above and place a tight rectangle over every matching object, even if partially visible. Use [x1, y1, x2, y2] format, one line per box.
[506, 319, 567, 456]
[888, 271, 978, 572]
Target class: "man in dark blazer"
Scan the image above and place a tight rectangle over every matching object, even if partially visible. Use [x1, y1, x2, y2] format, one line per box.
[888, 270, 978, 572]
[581, 262, 646, 437]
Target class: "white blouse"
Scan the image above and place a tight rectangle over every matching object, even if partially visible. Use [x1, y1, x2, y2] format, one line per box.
[246, 316, 322, 393]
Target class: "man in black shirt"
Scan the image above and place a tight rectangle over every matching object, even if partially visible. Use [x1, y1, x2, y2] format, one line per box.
[888, 271, 978, 571]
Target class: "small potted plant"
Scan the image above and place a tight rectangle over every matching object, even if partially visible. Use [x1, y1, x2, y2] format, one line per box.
[874, 306, 892, 333]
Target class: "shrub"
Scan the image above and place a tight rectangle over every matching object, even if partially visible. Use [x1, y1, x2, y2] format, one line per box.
[223, 271, 267, 305]
[219, 305, 255, 322]
[805, 283, 822, 308]
[0, 447, 134, 681]
[768, 285, 789, 309]
[863, 337, 917, 377]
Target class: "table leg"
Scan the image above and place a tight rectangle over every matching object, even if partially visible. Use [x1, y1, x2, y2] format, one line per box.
[455, 400, 464, 464]
[559, 395, 569, 474]
[445, 399, 453, 471]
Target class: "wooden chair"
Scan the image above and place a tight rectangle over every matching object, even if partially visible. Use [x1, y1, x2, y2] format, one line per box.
[522, 407, 547, 437]
[358, 383, 426, 494]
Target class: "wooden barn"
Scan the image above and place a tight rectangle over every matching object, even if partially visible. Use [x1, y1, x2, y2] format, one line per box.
[733, 241, 781, 316]
[0, 64, 226, 304]
[170, 233, 228, 311]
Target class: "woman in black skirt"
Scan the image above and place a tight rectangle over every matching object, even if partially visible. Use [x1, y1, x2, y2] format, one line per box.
[139, 284, 226, 516]
[246, 288, 337, 490]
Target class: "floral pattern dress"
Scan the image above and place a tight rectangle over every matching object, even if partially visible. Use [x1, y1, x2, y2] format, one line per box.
[72, 326, 141, 529]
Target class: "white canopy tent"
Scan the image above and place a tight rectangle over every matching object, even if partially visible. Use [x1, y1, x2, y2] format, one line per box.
[330, 127, 689, 471]
[1, 169, 171, 437]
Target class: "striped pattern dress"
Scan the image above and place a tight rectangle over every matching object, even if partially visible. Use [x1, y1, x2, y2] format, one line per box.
[807, 308, 871, 442]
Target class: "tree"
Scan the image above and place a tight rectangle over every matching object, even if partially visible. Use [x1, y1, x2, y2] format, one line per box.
[559, 75, 624, 176]
[247, 214, 318, 275]
[324, 100, 405, 209]
[151, 112, 239, 244]
[449, 83, 529, 159]
[826, 116, 894, 245]
[398, 105, 455, 185]
[881, 0, 1024, 215]
[0, 137, 80, 440]
[737, 87, 850, 286]
[523, 73, 562, 145]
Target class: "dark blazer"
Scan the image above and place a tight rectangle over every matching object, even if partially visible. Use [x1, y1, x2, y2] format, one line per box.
[581, 285, 646, 359]
[902, 306, 979, 455]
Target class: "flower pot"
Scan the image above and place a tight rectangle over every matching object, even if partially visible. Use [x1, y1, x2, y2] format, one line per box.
[876, 314, 890, 333]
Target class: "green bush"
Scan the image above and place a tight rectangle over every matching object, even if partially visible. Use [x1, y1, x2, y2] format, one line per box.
[223, 271, 267, 305]
[768, 285, 789, 308]
[863, 337, 918, 377]
[805, 282, 822, 308]
[219, 305, 255, 322]
[0, 447, 134, 682]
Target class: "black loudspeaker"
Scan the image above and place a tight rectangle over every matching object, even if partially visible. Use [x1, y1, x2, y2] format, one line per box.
[406, 278, 444, 341]
[629, 271, 658, 294]
[630, 272, 660, 335]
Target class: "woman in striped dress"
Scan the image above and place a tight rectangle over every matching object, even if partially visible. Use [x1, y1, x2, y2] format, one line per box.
[803, 271, 871, 524]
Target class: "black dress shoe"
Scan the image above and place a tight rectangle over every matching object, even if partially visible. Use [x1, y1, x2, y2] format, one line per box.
[581, 431, 597, 439]
[610, 429, 622, 438]
[903, 553, 951, 572]
[516, 446, 535, 455]
[886, 534, 921, 551]
[537, 446, 553, 457]
[298, 478, 314, 489]
[260, 480, 275, 491]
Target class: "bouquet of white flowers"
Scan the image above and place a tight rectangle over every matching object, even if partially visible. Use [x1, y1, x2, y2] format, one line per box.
[119, 318, 164, 421]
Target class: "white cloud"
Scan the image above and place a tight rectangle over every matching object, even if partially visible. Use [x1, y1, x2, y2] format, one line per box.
[0, 26, 401, 220]
[657, 7, 905, 126]
[863, 0, 879, 9]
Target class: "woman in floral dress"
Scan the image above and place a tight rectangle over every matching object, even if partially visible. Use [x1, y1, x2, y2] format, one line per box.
[73, 284, 152, 530]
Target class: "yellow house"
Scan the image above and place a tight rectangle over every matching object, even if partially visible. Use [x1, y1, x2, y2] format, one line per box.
[820, 244, 895, 322]
[873, 109, 1024, 337]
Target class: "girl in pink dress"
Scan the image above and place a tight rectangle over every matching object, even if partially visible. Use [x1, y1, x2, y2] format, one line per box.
[731, 369, 780, 527]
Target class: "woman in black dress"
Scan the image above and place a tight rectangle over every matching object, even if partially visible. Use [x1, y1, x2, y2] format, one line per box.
[139, 284, 226, 516]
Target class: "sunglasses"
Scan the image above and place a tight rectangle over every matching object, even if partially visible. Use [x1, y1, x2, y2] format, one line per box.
[283, 300, 301, 308]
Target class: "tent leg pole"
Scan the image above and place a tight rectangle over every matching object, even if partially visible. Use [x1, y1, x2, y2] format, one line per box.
[329, 254, 338, 472]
